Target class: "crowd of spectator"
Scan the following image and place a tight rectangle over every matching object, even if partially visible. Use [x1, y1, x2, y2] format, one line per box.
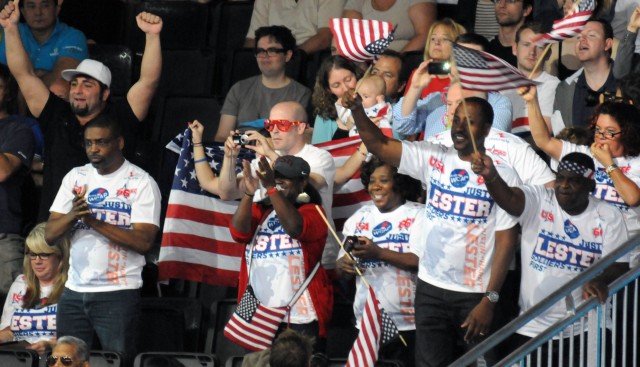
[1, 0, 640, 366]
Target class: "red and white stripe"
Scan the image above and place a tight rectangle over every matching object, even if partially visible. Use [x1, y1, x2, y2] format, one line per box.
[330, 18, 393, 63]
[224, 303, 288, 351]
[347, 287, 382, 367]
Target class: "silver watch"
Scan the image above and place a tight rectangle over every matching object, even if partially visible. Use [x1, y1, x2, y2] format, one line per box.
[485, 291, 499, 303]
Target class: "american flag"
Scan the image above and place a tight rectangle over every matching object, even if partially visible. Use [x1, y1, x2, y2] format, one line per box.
[157, 129, 255, 286]
[451, 42, 536, 92]
[316, 136, 372, 231]
[347, 287, 400, 367]
[224, 285, 288, 351]
[535, 0, 596, 46]
[158, 134, 370, 285]
[330, 18, 395, 63]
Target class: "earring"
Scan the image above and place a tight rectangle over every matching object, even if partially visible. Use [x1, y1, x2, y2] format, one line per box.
[296, 192, 310, 204]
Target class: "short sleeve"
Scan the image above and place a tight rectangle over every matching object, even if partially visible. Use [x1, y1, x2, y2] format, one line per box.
[247, 0, 269, 39]
[0, 276, 24, 330]
[130, 177, 161, 227]
[0, 122, 34, 168]
[57, 28, 89, 61]
[220, 82, 243, 118]
[49, 170, 77, 214]
[398, 140, 433, 183]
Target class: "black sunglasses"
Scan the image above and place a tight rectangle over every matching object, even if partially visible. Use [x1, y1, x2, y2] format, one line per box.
[47, 355, 74, 366]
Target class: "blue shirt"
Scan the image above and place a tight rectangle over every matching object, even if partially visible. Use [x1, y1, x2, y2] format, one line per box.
[392, 91, 513, 140]
[0, 20, 88, 71]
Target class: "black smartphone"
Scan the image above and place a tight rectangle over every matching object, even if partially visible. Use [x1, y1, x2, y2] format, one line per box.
[428, 62, 451, 75]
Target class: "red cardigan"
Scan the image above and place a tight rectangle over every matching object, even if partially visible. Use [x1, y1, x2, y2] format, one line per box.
[229, 203, 334, 337]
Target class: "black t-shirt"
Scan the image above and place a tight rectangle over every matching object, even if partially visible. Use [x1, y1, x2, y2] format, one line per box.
[571, 67, 618, 128]
[37, 93, 139, 221]
[487, 37, 518, 67]
[0, 117, 34, 233]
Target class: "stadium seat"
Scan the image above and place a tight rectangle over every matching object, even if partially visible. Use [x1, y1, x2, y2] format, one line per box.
[88, 44, 133, 97]
[209, 1, 254, 96]
[134, 352, 218, 367]
[90, 350, 123, 367]
[205, 299, 248, 365]
[325, 298, 358, 359]
[152, 49, 216, 99]
[124, 1, 210, 52]
[0, 348, 38, 367]
[224, 355, 244, 367]
[154, 95, 222, 146]
[136, 297, 204, 353]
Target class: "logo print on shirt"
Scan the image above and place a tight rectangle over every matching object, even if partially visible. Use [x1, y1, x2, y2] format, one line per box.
[595, 169, 609, 183]
[372, 221, 393, 237]
[357, 222, 369, 231]
[541, 210, 554, 222]
[87, 188, 109, 204]
[117, 186, 131, 198]
[564, 219, 580, 239]
[429, 156, 445, 173]
[450, 169, 470, 188]
[267, 216, 281, 231]
[593, 227, 602, 237]
[398, 218, 414, 230]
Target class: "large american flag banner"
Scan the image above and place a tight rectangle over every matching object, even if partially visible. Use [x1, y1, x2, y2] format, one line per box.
[316, 136, 372, 231]
[157, 129, 254, 287]
[224, 285, 288, 351]
[347, 287, 400, 367]
[535, 0, 595, 46]
[330, 18, 395, 63]
[451, 42, 537, 92]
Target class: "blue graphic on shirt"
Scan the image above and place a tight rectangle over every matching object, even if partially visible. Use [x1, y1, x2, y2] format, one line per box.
[529, 229, 602, 272]
[87, 188, 109, 204]
[593, 168, 630, 211]
[450, 169, 470, 188]
[564, 219, 580, 239]
[249, 217, 303, 259]
[427, 180, 494, 224]
[10, 305, 57, 340]
[360, 233, 410, 269]
[372, 221, 393, 237]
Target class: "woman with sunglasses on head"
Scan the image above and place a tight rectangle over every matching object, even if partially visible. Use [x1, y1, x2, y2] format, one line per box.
[523, 85, 640, 239]
[0, 223, 70, 356]
[336, 157, 423, 367]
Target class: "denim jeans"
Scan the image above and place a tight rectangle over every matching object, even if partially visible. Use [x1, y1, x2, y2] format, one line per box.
[56, 287, 140, 366]
[415, 279, 493, 367]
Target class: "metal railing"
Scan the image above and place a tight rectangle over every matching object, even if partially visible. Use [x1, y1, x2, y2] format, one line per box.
[452, 236, 640, 367]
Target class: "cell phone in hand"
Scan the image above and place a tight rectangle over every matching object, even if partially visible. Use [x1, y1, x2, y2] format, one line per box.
[428, 62, 451, 75]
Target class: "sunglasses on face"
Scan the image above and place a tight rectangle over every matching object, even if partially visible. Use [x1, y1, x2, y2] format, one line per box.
[27, 252, 53, 260]
[47, 355, 74, 366]
[264, 119, 304, 132]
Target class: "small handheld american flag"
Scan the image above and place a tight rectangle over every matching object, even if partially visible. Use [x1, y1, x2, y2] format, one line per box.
[534, 0, 596, 46]
[330, 18, 395, 63]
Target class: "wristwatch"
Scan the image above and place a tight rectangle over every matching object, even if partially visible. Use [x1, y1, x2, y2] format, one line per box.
[485, 291, 499, 303]
[605, 164, 619, 176]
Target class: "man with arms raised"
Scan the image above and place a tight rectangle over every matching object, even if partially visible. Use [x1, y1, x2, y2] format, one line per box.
[347, 94, 519, 366]
[0, 0, 162, 221]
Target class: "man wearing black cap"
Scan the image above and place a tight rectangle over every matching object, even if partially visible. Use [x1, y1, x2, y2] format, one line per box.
[471, 151, 629, 365]
[0, 1, 163, 221]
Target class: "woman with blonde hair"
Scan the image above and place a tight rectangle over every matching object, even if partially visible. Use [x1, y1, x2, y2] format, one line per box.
[0, 223, 70, 355]
[405, 18, 466, 98]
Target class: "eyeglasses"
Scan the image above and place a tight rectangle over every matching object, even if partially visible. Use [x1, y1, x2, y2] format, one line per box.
[264, 119, 304, 132]
[84, 137, 114, 148]
[492, 0, 521, 3]
[594, 128, 623, 140]
[28, 252, 53, 260]
[47, 355, 74, 366]
[254, 47, 286, 58]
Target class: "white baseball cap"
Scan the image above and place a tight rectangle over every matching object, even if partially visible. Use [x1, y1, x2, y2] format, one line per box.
[61, 59, 112, 88]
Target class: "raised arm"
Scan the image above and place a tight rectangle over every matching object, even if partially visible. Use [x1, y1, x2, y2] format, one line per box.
[347, 93, 403, 167]
[0, 0, 50, 117]
[471, 153, 526, 217]
[127, 12, 162, 121]
[335, 143, 367, 185]
[520, 86, 563, 160]
[189, 120, 221, 195]
[402, 2, 436, 52]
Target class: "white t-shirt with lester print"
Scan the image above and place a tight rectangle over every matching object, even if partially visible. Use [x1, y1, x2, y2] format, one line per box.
[516, 185, 628, 338]
[340, 202, 424, 331]
[247, 210, 317, 325]
[50, 160, 161, 292]
[400, 141, 519, 293]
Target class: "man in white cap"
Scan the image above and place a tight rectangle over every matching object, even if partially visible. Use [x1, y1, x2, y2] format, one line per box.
[0, 1, 163, 221]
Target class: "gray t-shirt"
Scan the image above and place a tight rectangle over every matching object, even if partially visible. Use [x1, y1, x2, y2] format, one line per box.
[221, 76, 311, 131]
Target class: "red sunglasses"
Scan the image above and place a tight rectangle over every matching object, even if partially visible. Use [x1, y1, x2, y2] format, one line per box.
[264, 119, 304, 132]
